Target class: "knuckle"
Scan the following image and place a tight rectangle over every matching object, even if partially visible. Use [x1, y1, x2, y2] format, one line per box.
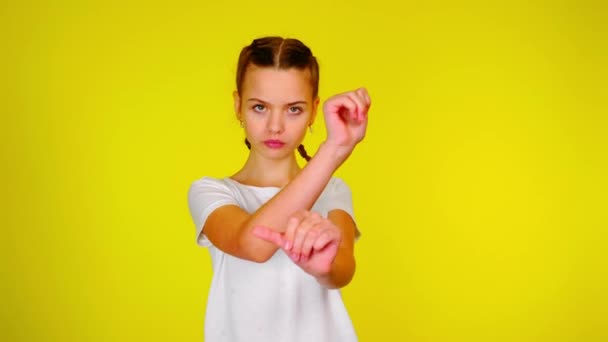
[309, 227, 321, 237]
[293, 209, 307, 217]
[314, 221, 325, 231]
[296, 227, 308, 237]
[304, 237, 315, 247]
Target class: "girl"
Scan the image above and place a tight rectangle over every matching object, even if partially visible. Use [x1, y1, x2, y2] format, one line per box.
[187, 36, 371, 342]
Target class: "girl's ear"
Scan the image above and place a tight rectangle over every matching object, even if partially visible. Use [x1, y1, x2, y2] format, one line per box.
[310, 96, 320, 126]
[233, 90, 241, 120]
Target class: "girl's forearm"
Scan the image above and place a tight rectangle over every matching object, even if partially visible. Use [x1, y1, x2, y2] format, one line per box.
[316, 249, 356, 289]
[239, 142, 350, 262]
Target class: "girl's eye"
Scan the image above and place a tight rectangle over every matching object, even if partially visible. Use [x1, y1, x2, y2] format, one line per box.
[253, 104, 265, 112]
[288, 106, 302, 114]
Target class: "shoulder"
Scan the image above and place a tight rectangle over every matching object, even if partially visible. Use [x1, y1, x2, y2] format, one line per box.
[331, 176, 350, 187]
[326, 176, 353, 194]
[187, 176, 235, 199]
[189, 176, 227, 188]
[317, 177, 354, 206]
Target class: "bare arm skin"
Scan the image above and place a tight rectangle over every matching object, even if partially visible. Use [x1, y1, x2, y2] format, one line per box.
[203, 87, 370, 268]
[203, 142, 348, 263]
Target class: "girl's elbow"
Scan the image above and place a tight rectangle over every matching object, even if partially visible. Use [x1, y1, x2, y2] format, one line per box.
[244, 245, 275, 263]
[249, 252, 273, 263]
[337, 256, 357, 288]
[237, 235, 276, 263]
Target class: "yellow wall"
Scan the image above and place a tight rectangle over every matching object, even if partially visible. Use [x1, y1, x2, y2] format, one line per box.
[3, 1, 607, 341]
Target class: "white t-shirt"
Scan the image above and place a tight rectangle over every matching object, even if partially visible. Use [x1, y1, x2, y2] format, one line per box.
[187, 176, 359, 342]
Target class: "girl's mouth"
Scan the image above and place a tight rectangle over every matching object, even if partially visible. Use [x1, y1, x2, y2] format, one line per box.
[263, 140, 286, 149]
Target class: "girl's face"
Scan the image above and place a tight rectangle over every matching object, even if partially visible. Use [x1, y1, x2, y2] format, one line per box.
[234, 65, 319, 161]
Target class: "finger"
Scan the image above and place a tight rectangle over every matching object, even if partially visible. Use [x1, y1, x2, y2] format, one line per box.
[291, 214, 318, 257]
[313, 228, 340, 251]
[309, 211, 322, 221]
[354, 87, 366, 102]
[322, 240, 340, 266]
[289, 251, 299, 262]
[252, 226, 284, 247]
[356, 87, 371, 108]
[300, 223, 322, 261]
[346, 92, 362, 122]
[298, 212, 322, 261]
[347, 92, 366, 122]
[363, 88, 371, 107]
[335, 96, 358, 123]
[284, 216, 301, 251]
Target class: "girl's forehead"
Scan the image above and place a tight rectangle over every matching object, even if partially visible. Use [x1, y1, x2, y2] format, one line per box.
[242, 66, 313, 102]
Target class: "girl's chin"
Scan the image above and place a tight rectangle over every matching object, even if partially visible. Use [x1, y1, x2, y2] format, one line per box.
[254, 148, 297, 161]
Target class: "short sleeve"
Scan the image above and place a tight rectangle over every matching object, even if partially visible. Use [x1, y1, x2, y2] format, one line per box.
[326, 177, 361, 240]
[187, 177, 238, 247]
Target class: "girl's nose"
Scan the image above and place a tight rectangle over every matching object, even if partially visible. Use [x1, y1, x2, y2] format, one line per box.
[266, 111, 284, 134]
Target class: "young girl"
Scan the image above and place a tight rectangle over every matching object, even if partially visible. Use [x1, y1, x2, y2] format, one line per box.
[187, 36, 371, 342]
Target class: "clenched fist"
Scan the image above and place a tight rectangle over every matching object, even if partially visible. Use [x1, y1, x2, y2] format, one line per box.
[323, 87, 371, 153]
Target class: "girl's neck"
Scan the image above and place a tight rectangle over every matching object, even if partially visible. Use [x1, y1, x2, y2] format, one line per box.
[232, 152, 302, 188]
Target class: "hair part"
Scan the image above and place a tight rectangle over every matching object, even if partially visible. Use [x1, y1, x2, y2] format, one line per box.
[236, 36, 319, 98]
[237, 36, 319, 162]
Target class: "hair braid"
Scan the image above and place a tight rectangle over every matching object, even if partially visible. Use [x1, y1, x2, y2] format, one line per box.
[297, 144, 312, 162]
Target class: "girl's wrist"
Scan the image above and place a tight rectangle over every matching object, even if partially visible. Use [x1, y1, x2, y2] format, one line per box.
[316, 141, 353, 166]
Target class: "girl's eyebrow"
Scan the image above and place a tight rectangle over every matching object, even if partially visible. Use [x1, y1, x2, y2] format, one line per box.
[247, 98, 307, 106]
[247, 98, 267, 103]
[287, 101, 307, 106]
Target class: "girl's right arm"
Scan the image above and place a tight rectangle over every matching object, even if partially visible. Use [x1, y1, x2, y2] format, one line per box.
[202, 87, 370, 263]
[203, 142, 346, 262]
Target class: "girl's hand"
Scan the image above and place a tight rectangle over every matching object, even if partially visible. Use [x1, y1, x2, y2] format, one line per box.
[322, 87, 371, 154]
[252, 210, 342, 278]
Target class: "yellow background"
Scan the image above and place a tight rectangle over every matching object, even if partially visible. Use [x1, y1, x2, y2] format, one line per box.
[3, 1, 607, 341]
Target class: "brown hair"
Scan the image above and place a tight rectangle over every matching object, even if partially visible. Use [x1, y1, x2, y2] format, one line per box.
[236, 36, 319, 162]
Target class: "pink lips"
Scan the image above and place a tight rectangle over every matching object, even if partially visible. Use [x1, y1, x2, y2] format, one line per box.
[264, 139, 285, 149]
